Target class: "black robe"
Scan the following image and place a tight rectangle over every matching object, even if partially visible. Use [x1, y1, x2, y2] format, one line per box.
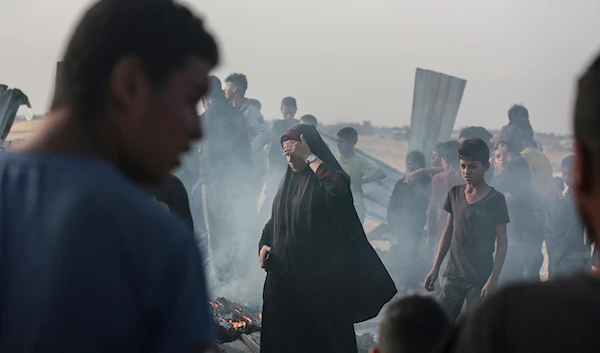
[259, 125, 396, 353]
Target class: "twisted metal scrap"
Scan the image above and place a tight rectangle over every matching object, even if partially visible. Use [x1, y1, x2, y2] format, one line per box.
[0, 85, 31, 149]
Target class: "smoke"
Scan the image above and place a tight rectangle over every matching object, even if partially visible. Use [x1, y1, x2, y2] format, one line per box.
[176, 132, 270, 308]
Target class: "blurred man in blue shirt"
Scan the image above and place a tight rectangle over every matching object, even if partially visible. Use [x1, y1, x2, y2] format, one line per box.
[0, 0, 219, 352]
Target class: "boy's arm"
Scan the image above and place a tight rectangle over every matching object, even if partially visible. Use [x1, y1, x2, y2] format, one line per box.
[357, 158, 386, 187]
[405, 166, 444, 183]
[489, 223, 508, 284]
[433, 213, 453, 271]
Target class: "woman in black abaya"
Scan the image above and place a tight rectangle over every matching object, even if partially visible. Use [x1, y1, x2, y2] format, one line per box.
[259, 125, 396, 353]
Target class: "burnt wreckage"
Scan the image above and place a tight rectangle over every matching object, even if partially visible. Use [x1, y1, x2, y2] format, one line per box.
[211, 297, 375, 353]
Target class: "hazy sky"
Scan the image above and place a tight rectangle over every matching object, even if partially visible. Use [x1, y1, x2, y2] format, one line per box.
[1, 0, 600, 133]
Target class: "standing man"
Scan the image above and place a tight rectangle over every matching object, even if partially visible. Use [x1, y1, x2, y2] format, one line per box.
[547, 156, 591, 278]
[198, 75, 253, 281]
[509, 119, 553, 279]
[0, 1, 218, 351]
[336, 127, 387, 224]
[224, 73, 270, 215]
[280, 96, 300, 124]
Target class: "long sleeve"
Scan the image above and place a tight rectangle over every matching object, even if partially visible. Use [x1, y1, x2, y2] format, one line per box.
[314, 163, 351, 204]
[259, 218, 273, 252]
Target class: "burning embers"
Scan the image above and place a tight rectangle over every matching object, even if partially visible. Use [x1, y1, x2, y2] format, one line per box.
[210, 297, 261, 343]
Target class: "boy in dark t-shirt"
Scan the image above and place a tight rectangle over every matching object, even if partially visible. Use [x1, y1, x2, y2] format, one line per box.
[425, 138, 510, 322]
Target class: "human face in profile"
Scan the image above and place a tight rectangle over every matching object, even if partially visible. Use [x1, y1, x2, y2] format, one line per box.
[115, 57, 208, 184]
[431, 150, 441, 167]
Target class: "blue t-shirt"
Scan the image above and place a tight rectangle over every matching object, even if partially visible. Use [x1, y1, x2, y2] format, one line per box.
[0, 152, 213, 352]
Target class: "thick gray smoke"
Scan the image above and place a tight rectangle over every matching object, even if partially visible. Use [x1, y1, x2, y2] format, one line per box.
[176, 133, 268, 308]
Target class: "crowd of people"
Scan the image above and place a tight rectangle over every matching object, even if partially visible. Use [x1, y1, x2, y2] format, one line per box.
[1, 0, 600, 353]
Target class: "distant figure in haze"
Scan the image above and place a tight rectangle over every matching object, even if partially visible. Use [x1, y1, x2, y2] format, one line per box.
[507, 103, 544, 151]
[387, 151, 430, 293]
[425, 141, 464, 285]
[505, 118, 554, 280]
[259, 124, 396, 353]
[547, 155, 591, 279]
[0, 1, 218, 351]
[198, 75, 253, 281]
[300, 114, 318, 127]
[336, 127, 387, 224]
[448, 53, 600, 353]
[370, 296, 453, 353]
[490, 126, 536, 286]
[224, 73, 271, 192]
[431, 142, 444, 168]
[425, 139, 509, 322]
[403, 140, 462, 184]
[280, 96, 300, 124]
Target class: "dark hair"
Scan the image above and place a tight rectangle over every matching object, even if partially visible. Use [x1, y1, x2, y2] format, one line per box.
[553, 176, 565, 192]
[281, 96, 297, 107]
[206, 75, 224, 100]
[433, 142, 444, 152]
[459, 138, 490, 165]
[406, 150, 426, 170]
[510, 118, 534, 143]
[225, 73, 248, 96]
[508, 104, 529, 121]
[494, 140, 522, 156]
[459, 126, 493, 143]
[337, 127, 359, 144]
[300, 114, 318, 126]
[52, 0, 218, 116]
[459, 126, 493, 155]
[441, 140, 461, 167]
[378, 296, 452, 353]
[574, 53, 600, 163]
[562, 155, 575, 169]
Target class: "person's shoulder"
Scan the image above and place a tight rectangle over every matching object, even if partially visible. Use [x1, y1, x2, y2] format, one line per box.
[473, 275, 600, 322]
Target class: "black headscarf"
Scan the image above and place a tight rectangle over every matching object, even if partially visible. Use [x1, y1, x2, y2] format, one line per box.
[269, 124, 396, 323]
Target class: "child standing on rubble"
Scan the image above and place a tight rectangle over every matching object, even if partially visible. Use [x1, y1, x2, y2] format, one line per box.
[424, 138, 509, 322]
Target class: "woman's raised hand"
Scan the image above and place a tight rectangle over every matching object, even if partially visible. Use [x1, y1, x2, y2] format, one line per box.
[283, 134, 312, 161]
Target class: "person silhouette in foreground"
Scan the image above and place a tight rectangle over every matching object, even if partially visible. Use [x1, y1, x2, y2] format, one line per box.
[370, 295, 453, 353]
[0, 1, 219, 351]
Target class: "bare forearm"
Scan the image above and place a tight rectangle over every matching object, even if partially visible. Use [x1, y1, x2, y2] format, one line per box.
[490, 233, 508, 282]
[433, 225, 452, 270]
[423, 166, 444, 175]
[426, 203, 437, 238]
[360, 170, 386, 185]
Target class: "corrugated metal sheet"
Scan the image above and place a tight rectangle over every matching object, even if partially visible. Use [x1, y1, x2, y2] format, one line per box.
[319, 130, 405, 224]
[408, 69, 467, 164]
[0, 85, 31, 148]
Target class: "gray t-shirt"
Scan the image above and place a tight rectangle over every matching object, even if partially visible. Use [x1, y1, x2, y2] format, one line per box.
[0, 152, 213, 352]
[443, 185, 510, 284]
